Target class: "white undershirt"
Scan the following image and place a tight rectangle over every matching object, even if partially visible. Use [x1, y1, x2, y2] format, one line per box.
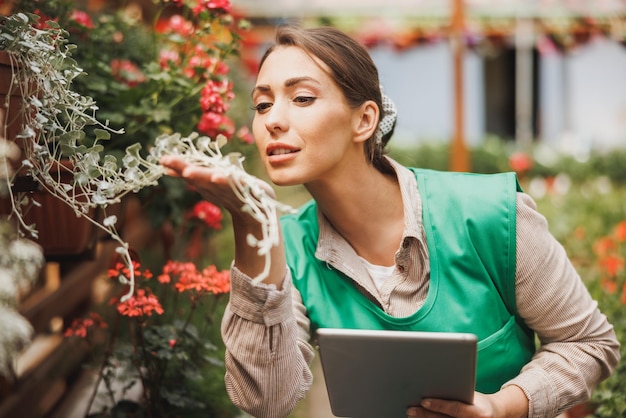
[359, 256, 395, 290]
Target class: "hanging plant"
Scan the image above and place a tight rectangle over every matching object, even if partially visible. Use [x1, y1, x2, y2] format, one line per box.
[0, 11, 291, 303]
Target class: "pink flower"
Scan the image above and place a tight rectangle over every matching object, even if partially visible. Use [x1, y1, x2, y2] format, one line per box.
[156, 15, 194, 36]
[199, 80, 233, 113]
[110, 59, 146, 87]
[112, 31, 124, 43]
[159, 49, 180, 69]
[236, 126, 255, 144]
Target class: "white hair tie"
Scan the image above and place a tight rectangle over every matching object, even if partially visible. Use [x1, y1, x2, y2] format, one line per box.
[374, 87, 397, 145]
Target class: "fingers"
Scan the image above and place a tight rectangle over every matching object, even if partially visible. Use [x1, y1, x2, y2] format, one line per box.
[159, 155, 188, 176]
[159, 156, 246, 212]
[160, 155, 229, 184]
[406, 405, 451, 418]
[158, 155, 278, 216]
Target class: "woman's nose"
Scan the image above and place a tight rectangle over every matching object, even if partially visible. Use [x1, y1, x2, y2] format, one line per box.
[264, 101, 288, 133]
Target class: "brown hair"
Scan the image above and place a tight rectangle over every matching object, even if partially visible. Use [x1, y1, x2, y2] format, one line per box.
[258, 25, 395, 175]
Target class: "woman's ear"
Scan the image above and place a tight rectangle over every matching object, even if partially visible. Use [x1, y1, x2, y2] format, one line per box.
[352, 100, 379, 144]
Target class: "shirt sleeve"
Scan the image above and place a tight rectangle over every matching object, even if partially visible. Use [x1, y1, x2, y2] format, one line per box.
[221, 265, 314, 418]
[502, 192, 621, 418]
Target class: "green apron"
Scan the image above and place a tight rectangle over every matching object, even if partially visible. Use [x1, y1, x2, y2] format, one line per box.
[281, 168, 535, 393]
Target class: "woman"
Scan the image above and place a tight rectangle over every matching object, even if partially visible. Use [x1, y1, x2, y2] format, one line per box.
[161, 25, 620, 418]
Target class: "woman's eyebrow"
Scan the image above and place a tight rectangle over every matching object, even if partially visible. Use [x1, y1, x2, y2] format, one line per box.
[251, 76, 320, 98]
[251, 84, 270, 98]
[284, 76, 319, 88]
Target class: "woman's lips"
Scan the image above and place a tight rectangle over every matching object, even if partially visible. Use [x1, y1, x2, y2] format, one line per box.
[268, 148, 297, 156]
[266, 144, 300, 163]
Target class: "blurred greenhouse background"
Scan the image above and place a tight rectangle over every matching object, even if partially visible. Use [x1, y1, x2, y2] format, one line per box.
[234, 0, 626, 154]
[1, 0, 625, 417]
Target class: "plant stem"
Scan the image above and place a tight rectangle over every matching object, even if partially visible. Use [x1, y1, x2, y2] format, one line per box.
[84, 314, 120, 417]
[133, 321, 153, 418]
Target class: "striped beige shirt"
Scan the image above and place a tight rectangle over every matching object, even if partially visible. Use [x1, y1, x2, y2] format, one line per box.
[221, 160, 620, 418]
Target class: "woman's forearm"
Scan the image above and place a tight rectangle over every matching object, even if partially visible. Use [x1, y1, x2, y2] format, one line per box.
[230, 211, 287, 288]
[489, 385, 529, 418]
[221, 268, 314, 418]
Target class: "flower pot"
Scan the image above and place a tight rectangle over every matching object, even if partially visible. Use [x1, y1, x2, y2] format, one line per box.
[1, 51, 98, 260]
[565, 402, 596, 418]
[0, 168, 100, 261]
[0, 51, 24, 152]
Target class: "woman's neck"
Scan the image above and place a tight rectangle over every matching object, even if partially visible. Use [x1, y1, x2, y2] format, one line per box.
[306, 164, 405, 265]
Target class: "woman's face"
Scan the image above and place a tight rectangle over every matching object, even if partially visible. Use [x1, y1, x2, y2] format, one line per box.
[252, 46, 364, 187]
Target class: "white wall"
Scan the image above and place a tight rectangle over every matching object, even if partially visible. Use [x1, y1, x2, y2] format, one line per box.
[372, 37, 626, 151]
[370, 44, 485, 147]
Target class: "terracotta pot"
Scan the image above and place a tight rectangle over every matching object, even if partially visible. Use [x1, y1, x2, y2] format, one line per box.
[565, 402, 596, 418]
[1, 51, 98, 260]
[0, 51, 24, 151]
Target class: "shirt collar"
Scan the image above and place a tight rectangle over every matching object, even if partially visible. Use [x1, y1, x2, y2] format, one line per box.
[315, 157, 426, 262]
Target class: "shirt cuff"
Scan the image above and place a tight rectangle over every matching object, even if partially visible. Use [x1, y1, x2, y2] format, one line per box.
[228, 264, 293, 327]
[503, 368, 559, 418]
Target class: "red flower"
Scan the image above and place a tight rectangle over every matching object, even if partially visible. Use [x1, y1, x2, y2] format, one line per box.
[108, 261, 152, 281]
[156, 15, 194, 36]
[508, 152, 533, 174]
[174, 264, 230, 294]
[614, 221, 626, 243]
[64, 312, 107, 338]
[69, 9, 94, 29]
[202, 265, 231, 294]
[116, 289, 164, 317]
[157, 273, 171, 284]
[188, 201, 223, 229]
[593, 236, 616, 257]
[199, 80, 234, 113]
[32, 10, 59, 30]
[160, 260, 230, 295]
[599, 254, 624, 277]
[159, 260, 196, 284]
[192, 0, 232, 15]
[197, 112, 234, 139]
[602, 278, 618, 295]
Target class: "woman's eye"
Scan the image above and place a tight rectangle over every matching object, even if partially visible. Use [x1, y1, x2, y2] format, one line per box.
[293, 96, 316, 105]
[253, 102, 272, 113]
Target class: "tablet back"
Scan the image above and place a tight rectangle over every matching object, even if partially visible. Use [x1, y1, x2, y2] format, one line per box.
[316, 328, 477, 418]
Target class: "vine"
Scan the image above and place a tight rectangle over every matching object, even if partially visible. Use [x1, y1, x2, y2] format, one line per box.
[1, 13, 291, 301]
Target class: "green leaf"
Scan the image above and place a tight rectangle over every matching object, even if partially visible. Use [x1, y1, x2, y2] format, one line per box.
[94, 129, 111, 141]
[152, 108, 171, 123]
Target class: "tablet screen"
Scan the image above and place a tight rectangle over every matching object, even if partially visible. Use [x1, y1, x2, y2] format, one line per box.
[316, 328, 477, 418]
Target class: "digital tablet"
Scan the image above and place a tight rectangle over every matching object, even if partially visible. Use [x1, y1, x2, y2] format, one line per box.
[316, 328, 477, 418]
